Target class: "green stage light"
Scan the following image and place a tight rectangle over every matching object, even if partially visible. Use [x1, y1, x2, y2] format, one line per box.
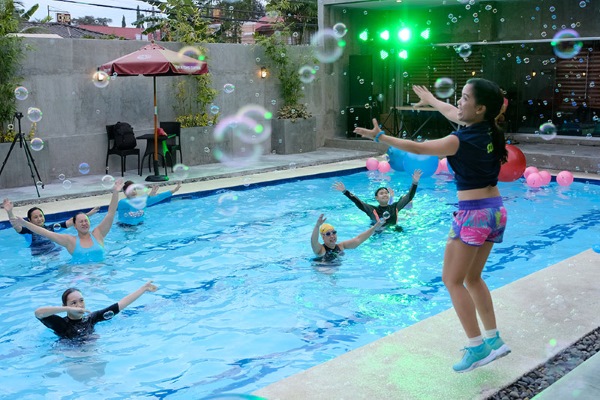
[380, 50, 389, 60]
[359, 29, 369, 41]
[380, 30, 390, 41]
[420, 28, 430, 40]
[398, 28, 411, 42]
[398, 49, 408, 59]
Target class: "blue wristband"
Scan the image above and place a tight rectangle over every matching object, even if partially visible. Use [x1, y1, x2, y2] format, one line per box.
[374, 131, 385, 143]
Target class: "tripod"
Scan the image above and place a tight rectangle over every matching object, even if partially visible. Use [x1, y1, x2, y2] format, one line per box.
[381, 49, 404, 137]
[0, 112, 44, 197]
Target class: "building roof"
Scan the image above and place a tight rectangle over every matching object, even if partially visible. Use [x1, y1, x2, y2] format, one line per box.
[18, 22, 106, 39]
[77, 25, 145, 40]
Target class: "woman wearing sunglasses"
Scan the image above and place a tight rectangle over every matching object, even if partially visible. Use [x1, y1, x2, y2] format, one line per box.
[311, 213, 383, 263]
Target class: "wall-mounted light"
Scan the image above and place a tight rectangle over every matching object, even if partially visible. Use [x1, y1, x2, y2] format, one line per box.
[260, 67, 268, 79]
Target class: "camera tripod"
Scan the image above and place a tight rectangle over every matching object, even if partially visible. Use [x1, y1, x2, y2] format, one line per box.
[0, 112, 44, 197]
[380, 50, 404, 137]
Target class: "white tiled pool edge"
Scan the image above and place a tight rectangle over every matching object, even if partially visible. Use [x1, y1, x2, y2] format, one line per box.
[254, 249, 600, 400]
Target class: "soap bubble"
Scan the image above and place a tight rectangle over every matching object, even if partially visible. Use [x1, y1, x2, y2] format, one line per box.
[101, 175, 115, 189]
[27, 107, 42, 123]
[176, 46, 206, 73]
[538, 122, 558, 140]
[332, 22, 348, 38]
[311, 28, 344, 63]
[216, 192, 239, 216]
[457, 44, 472, 58]
[223, 83, 235, 94]
[235, 104, 273, 144]
[434, 77, 455, 99]
[298, 65, 316, 83]
[173, 164, 190, 180]
[62, 179, 72, 190]
[551, 29, 583, 59]
[78, 162, 90, 175]
[103, 311, 114, 320]
[52, 223, 62, 231]
[382, 211, 390, 220]
[14, 86, 29, 101]
[210, 104, 220, 115]
[92, 71, 110, 88]
[30, 138, 44, 151]
[125, 183, 150, 210]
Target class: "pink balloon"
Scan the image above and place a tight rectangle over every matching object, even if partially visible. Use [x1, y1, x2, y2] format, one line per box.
[523, 166, 539, 179]
[366, 157, 379, 171]
[538, 170, 552, 186]
[436, 158, 450, 174]
[557, 170, 574, 187]
[378, 161, 391, 173]
[526, 172, 544, 188]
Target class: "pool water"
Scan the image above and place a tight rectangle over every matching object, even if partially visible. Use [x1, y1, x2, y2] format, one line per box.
[0, 170, 599, 399]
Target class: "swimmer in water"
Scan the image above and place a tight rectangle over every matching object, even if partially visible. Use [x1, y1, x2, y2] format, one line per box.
[117, 181, 181, 226]
[311, 214, 384, 263]
[333, 169, 422, 230]
[35, 281, 157, 339]
[3, 198, 99, 256]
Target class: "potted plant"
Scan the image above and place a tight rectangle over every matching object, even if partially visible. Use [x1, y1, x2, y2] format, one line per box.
[256, 17, 316, 155]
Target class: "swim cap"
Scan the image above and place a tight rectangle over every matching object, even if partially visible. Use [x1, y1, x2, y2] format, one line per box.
[319, 223, 335, 234]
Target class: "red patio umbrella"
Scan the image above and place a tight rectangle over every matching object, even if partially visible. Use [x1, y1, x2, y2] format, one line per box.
[99, 42, 209, 181]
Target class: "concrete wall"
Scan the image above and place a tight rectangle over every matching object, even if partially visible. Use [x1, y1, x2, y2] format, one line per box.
[3, 38, 330, 188]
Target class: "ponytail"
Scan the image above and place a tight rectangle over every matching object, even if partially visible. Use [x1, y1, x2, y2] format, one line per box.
[467, 78, 508, 164]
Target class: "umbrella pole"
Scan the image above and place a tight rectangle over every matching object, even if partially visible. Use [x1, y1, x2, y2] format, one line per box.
[146, 76, 169, 182]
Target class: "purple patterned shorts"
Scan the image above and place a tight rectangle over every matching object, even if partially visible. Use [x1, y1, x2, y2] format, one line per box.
[449, 197, 507, 246]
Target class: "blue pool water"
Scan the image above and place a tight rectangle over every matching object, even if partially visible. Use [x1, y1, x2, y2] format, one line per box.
[0, 169, 599, 399]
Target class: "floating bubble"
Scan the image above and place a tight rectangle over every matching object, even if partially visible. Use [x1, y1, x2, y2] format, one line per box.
[92, 71, 110, 88]
[434, 77, 455, 99]
[30, 138, 44, 151]
[62, 179, 72, 190]
[271, 99, 277, 105]
[332, 22, 348, 38]
[14, 86, 29, 101]
[125, 183, 150, 210]
[103, 311, 114, 320]
[382, 211, 390, 220]
[204, 147, 210, 153]
[213, 116, 264, 168]
[235, 104, 273, 144]
[551, 29, 583, 59]
[223, 83, 235, 94]
[27, 107, 42, 123]
[173, 163, 190, 180]
[52, 223, 62, 231]
[58, 173, 66, 181]
[101, 175, 115, 189]
[457, 44, 472, 58]
[175, 46, 206, 73]
[216, 192, 239, 216]
[78, 162, 90, 175]
[538, 122, 558, 140]
[210, 104, 220, 115]
[311, 28, 344, 63]
[298, 65, 316, 84]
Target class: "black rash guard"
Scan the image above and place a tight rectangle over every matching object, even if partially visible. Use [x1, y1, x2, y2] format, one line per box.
[38, 303, 120, 339]
[343, 183, 418, 226]
[19, 222, 68, 255]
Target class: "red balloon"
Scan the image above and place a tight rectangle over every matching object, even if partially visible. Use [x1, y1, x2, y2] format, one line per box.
[498, 145, 527, 182]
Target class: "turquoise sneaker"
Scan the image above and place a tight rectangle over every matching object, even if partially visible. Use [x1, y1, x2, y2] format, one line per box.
[452, 342, 496, 373]
[485, 332, 511, 359]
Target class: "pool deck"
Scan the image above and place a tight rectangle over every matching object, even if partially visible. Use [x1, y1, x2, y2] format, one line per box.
[1, 146, 599, 399]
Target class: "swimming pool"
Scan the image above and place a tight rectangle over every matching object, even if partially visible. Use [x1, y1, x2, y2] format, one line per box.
[0, 169, 599, 399]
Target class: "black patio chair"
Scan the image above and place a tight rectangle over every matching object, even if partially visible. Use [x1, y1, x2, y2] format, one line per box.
[105, 124, 141, 177]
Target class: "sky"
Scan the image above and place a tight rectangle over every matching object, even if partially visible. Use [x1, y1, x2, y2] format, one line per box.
[21, 0, 155, 27]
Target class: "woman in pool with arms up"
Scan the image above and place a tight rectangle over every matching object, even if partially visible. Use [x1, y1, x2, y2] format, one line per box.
[354, 78, 511, 373]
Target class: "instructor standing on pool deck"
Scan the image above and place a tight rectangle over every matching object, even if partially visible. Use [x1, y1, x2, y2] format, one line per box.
[354, 78, 511, 373]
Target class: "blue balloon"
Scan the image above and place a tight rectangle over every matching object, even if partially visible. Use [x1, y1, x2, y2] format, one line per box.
[593, 244, 600, 254]
[387, 147, 405, 171]
[403, 153, 439, 177]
